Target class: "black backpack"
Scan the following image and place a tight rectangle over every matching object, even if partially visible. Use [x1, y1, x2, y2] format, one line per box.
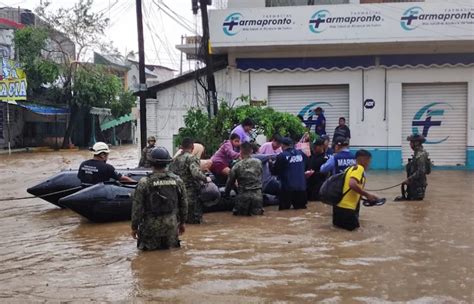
[319, 166, 355, 206]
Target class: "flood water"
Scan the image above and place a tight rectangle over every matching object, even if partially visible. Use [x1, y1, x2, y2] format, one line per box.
[0, 145, 472, 303]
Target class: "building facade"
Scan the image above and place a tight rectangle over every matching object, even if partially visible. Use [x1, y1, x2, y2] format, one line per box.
[145, 0, 474, 169]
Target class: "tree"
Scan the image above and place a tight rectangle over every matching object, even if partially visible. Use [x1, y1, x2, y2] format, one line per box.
[35, 0, 112, 148]
[13, 27, 60, 98]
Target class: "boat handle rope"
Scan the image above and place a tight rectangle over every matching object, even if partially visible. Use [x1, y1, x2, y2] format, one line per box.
[366, 182, 404, 192]
[0, 186, 84, 202]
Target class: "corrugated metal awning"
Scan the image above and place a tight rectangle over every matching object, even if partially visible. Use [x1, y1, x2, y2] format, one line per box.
[236, 53, 474, 72]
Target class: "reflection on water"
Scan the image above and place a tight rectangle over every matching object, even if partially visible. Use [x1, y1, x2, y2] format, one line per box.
[0, 145, 472, 302]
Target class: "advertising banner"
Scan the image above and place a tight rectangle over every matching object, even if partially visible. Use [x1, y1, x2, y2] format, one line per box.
[0, 58, 27, 101]
[209, 2, 474, 48]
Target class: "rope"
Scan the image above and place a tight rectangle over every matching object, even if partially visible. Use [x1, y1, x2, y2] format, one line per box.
[366, 182, 403, 192]
[0, 186, 84, 202]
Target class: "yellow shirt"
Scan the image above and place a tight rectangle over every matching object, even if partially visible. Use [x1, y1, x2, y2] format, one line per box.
[337, 165, 366, 210]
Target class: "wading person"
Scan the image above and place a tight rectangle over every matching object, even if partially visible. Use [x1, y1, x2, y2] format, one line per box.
[271, 137, 309, 210]
[307, 138, 329, 201]
[395, 134, 430, 201]
[230, 118, 255, 143]
[131, 147, 188, 250]
[139, 136, 157, 168]
[225, 142, 264, 216]
[78, 142, 135, 184]
[333, 117, 351, 140]
[169, 137, 211, 224]
[210, 134, 241, 181]
[333, 149, 379, 231]
[320, 137, 356, 175]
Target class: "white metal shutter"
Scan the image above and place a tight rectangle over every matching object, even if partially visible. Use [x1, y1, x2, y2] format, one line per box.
[268, 85, 349, 139]
[402, 83, 467, 166]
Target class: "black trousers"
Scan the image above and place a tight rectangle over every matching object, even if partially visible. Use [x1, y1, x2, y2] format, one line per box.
[333, 205, 360, 231]
[279, 190, 307, 210]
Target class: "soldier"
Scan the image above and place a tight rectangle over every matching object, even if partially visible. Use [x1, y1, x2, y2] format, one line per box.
[225, 142, 264, 216]
[138, 136, 157, 168]
[169, 137, 211, 224]
[131, 147, 188, 251]
[395, 134, 431, 201]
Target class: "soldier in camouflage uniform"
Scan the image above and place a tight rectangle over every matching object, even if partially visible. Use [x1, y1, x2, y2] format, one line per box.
[395, 134, 431, 201]
[225, 142, 264, 216]
[131, 146, 188, 250]
[169, 137, 211, 224]
[138, 136, 157, 168]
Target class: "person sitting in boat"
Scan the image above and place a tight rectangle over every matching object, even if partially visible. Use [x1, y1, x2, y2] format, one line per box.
[210, 134, 241, 183]
[78, 142, 135, 185]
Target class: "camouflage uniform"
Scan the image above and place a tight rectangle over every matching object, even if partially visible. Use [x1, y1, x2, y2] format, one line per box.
[225, 157, 264, 216]
[131, 170, 187, 250]
[169, 152, 208, 224]
[404, 147, 429, 200]
[139, 145, 155, 168]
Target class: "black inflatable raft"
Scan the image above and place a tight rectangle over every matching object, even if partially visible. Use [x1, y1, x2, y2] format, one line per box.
[26, 169, 150, 208]
[59, 182, 279, 222]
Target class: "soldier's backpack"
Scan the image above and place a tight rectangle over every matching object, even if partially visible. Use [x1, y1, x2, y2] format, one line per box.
[319, 166, 355, 206]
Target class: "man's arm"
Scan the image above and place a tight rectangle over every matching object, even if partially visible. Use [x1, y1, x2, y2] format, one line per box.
[320, 156, 335, 174]
[131, 178, 147, 238]
[176, 178, 188, 234]
[224, 167, 237, 196]
[347, 126, 351, 139]
[407, 153, 426, 182]
[189, 156, 209, 183]
[224, 142, 240, 159]
[348, 177, 378, 201]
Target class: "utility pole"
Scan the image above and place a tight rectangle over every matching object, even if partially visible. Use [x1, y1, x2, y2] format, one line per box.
[198, 0, 218, 117]
[136, 0, 147, 150]
[179, 35, 184, 75]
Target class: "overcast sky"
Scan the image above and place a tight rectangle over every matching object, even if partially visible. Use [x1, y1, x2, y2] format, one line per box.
[1, 0, 205, 72]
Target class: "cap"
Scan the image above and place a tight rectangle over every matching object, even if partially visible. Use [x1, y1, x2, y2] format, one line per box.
[407, 134, 426, 143]
[333, 137, 349, 146]
[280, 137, 293, 146]
[91, 142, 110, 155]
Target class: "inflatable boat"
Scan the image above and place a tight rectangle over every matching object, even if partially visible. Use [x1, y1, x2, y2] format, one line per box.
[58, 182, 279, 222]
[26, 169, 150, 208]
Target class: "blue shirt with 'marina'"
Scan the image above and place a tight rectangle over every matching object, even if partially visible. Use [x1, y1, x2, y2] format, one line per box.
[271, 148, 307, 192]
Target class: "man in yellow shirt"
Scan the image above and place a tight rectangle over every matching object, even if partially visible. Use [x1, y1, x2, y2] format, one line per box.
[333, 149, 379, 231]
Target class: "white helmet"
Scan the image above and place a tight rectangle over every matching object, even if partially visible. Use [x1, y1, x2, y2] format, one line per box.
[91, 142, 110, 155]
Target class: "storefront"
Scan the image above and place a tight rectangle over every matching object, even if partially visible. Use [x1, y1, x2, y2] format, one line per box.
[145, 1, 474, 169]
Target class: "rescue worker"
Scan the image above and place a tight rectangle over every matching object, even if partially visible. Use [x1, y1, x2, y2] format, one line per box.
[320, 137, 356, 175]
[138, 136, 157, 168]
[131, 147, 188, 250]
[307, 138, 329, 201]
[225, 142, 264, 216]
[395, 134, 430, 201]
[78, 142, 135, 184]
[169, 137, 212, 224]
[333, 149, 379, 231]
[271, 137, 310, 210]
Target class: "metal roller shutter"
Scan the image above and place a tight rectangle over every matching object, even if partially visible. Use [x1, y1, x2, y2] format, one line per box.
[268, 85, 350, 140]
[402, 83, 467, 166]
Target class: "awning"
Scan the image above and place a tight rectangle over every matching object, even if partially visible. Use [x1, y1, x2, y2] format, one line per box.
[17, 102, 69, 115]
[100, 114, 134, 131]
[90, 107, 112, 116]
[236, 53, 474, 72]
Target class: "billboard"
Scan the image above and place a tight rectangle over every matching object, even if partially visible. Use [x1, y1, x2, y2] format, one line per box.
[209, 2, 473, 48]
[0, 58, 27, 101]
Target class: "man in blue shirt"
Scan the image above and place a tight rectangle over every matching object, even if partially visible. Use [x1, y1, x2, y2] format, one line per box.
[314, 107, 326, 137]
[320, 137, 356, 175]
[271, 137, 309, 210]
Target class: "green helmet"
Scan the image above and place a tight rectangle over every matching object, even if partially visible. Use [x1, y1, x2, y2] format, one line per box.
[147, 136, 156, 142]
[407, 134, 426, 143]
[148, 147, 172, 164]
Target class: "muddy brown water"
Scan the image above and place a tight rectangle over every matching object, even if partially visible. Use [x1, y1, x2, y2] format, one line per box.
[0, 145, 472, 303]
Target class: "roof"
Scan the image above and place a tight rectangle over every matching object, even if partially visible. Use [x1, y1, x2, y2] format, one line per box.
[94, 53, 130, 71]
[17, 102, 69, 115]
[0, 17, 24, 29]
[145, 57, 228, 98]
[100, 114, 135, 131]
[127, 59, 176, 72]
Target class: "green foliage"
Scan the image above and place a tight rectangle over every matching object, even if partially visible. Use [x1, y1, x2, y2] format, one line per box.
[13, 26, 60, 95]
[111, 90, 136, 118]
[175, 100, 306, 155]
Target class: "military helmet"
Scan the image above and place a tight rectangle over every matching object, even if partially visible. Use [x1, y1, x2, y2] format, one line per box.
[407, 134, 426, 143]
[147, 136, 156, 142]
[148, 146, 172, 164]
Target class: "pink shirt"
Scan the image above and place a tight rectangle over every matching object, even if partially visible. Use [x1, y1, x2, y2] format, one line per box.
[211, 140, 240, 165]
[258, 142, 282, 155]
